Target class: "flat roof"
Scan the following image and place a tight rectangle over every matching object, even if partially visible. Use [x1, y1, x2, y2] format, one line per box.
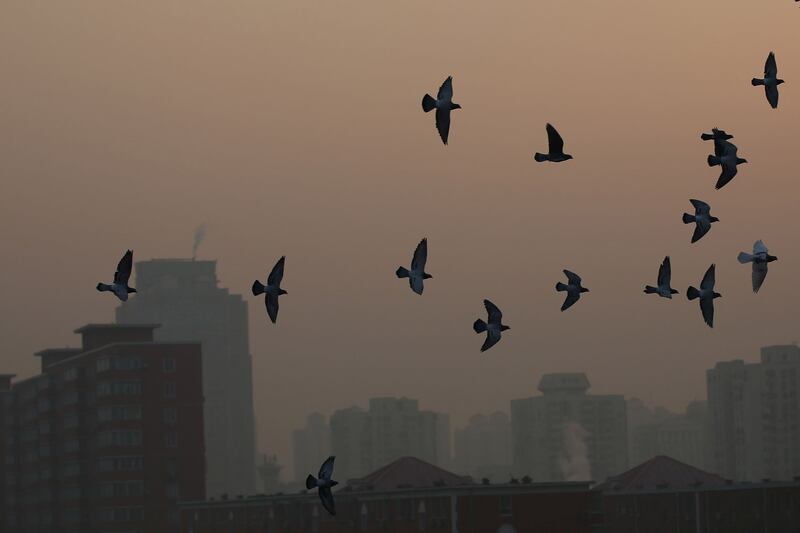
[73, 323, 161, 334]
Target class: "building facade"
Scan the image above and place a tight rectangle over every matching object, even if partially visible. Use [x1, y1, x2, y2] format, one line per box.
[454, 412, 512, 482]
[116, 258, 257, 497]
[511, 373, 628, 483]
[292, 413, 330, 485]
[628, 400, 708, 471]
[0, 323, 205, 533]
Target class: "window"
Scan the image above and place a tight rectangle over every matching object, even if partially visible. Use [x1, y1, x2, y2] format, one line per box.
[98, 405, 142, 422]
[162, 357, 176, 373]
[97, 358, 111, 372]
[97, 381, 142, 396]
[63, 414, 79, 430]
[163, 382, 176, 399]
[166, 482, 179, 499]
[97, 456, 143, 472]
[113, 356, 143, 371]
[499, 495, 512, 517]
[165, 432, 178, 448]
[163, 407, 177, 425]
[59, 461, 81, 478]
[63, 367, 79, 381]
[97, 507, 144, 523]
[98, 480, 144, 498]
[98, 430, 142, 448]
[63, 439, 81, 453]
[59, 390, 79, 406]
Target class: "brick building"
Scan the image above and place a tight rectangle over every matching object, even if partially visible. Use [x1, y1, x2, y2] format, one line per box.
[0, 323, 205, 533]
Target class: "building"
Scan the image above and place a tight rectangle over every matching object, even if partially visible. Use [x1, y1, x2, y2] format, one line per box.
[329, 398, 451, 482]
[511, 373, 628, 483]
[292, 413, 330, 485]
[1, 323, 205, 533]
[0, 374, 16, 533]
[179, 456, 600, 533]
[707, 344, 800, 481]
[628, 400, 708, 471]
[454, 411, 512, 482]
[116, 258, 257, 497]
[599, 455, 800, 533]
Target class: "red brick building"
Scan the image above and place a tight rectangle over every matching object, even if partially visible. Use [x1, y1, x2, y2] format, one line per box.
[179, 456, 600, 533]
[0, 323, 205, 533]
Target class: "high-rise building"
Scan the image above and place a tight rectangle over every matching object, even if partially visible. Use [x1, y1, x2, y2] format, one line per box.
[707, 344, 800, 481]
[628, 400, 708, 470]
[116, 258, 257, 497]
[0, 324, 205, 533]
[454, 411, 512, 481]
[511, 373, 628, 483]
[291, 413, 330, 484]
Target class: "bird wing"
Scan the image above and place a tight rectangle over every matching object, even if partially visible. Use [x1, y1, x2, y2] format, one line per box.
[691, 220, 711, 243]
[319, 486, 336, 516]
[546, 123, 565, 154]
[113, 250, 134, 285]
[690, 199, 710, 215]
[716, 160, 738, 189]
[765, 84, 779, 109]
[753, 240, 768, 255]
[657, 256, 671, 287]
[268, 256, 285, 287]
[318, 456, 336, 480]
[435, 107, 451, 145]
[484, 299, 503, 324]
[561, 291, 580, 312]
[700, 296, 715, 328]
[437, 76, 453, 100]
[765, 52, 778, 78]
[410, 276, 424, 295]
[411, 238, 427, 272]
[700, 264, 716, 290]
[752, 262, 768, 293]
[563, 269, 582, 286]
[266, 294, 280, 324]
[481, 330, 501, 352]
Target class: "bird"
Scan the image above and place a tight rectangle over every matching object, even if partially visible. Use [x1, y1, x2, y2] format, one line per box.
[644, 256, 679, 298]
[687, 264, 721, 328]
[306, 456, 338, 516]
[252, 256, 288, 324]
[96, 250, 137, 301]
[707, 139, 747, 189]
[556, 270, 589, 311]
[534, 123, 573, 162]
[737, 240, 778, 293]
[700, 128, 733, 142]
[751, 52, 784, 109]
[472, 299, 510, 352]
[682, 199, 718, 243]
[395, 238, 432, 295]
[422, 76, 461, 145]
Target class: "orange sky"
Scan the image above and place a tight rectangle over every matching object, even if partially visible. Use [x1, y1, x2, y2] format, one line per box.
[1, 1, 799, 479]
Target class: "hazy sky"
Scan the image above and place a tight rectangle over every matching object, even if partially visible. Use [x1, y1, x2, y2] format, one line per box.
[2, 1, 799, 480]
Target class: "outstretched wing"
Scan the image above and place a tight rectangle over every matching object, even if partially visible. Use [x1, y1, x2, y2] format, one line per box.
[480, 330, 501, 352]
[691, 220, 711, 243]
[765, 51, 778, 78]
[319, 487, 336, 516]
[700, 264, 716, 290]
[266, 294, 280, 324]
[484, 299, 503, 324]
[561, 291, 580, 312]
[268, 256, 285, 287]
[411, 238, 427, 272]
[765, 84, 779, 109]
[689, 199, 710, 215]
[546, 123, 565, 154]
[435, 108, 451, 145]
[113, 250, 134, 285]
[563, 269, 582, 286]
[437, 76, 453, 101]
[716, 160, 738, 189]
[753, 240, 768, 255]
[318, 456, 335, 480]
[700, 297, 715, 328]
[752, 262, 768, 293]
[410, 276, 424, 295]
[657, 256, 671, 287]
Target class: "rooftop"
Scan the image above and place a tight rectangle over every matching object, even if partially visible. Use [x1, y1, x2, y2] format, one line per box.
[73, 323, 161, 334]
[595, 455, 725, 493]
[343, 456, 472, 492]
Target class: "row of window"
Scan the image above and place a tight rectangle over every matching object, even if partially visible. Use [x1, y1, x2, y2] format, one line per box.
[96, 356, 177, 373]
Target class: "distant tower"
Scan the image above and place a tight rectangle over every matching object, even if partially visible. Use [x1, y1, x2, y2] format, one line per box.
[258, 454, 283, 494]
[116, 258, 257, 497]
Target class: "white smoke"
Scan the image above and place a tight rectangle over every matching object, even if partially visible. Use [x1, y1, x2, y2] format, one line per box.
[192, 223, 207, 259]
[559, 422, 591, 481]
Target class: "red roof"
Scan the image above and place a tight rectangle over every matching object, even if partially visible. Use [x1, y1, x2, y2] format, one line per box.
[344, 457, 472, 492]
[595, 455, 725, 493]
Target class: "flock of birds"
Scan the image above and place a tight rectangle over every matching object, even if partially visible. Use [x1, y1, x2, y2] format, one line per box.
[90, 49, 788, 516]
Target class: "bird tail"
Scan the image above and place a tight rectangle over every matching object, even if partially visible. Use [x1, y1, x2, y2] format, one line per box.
[682, 213, 695, 224]
[644, 285, 658, 294]
[252, 280, 266, 296]
[473, 319, 487, 333]
[751, 78, 765, 86]
[707, 154, 721, 167]
[533, 152, 549, 162]
[555, 282, 568, 292]
[700, 133, 714, 141]
[422, 94, 437, 112]
[96, 283, 111, 292]
[737, 252, 754, 264]
[395, 267, 410, 279]
[687, 286, 700, 300]
[306, 475, 317, 490]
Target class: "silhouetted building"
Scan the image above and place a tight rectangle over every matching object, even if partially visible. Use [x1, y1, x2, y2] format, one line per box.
[329, 398, 450, 481]
[0, 324, 205, 533]
[292, 413, 330, 485]
[511, 373, 628, 483]
[179, 456, 599, 533]
[116, 258, 257, 496]
[257, 454, 283, 495]
[628, 400, 708, 471]
[454, 411, 512, 482]
[707, 344, 800, 481]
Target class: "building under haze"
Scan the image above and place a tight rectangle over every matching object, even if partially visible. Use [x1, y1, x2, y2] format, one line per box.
[329, 398, 450, 481]
[116, 258, 257, 497]
[453, 411, 512, 482]
[511, 373, 628, 483]
[627, 399, 708, 471]
[707, 344, 800, 482]
[291, 413, 330, 485]
[0, 324, 205, 533]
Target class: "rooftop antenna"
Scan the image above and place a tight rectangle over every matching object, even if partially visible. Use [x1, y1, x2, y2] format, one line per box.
[192, 223, 207, 260]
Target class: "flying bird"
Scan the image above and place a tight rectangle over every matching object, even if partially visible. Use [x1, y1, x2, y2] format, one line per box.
[395, 238, 432, 295]
[556, 270, 589, 311]
[644, 256, 679, 298]
[534, 123, 573, 162]
[472, 299, 510, 352]
[422, 76, 461, 145]
[306, 456, 338, 516]
[96, 250, 137, 301]
[687, 264, 721, 328]
[682, 199, 718, 243]
[700, 128, 733, 142]
[252, 256, 288, 324]
[751, 52, 784, 109]
[707, 139, 747, 189]
[737, 240, 778, 293]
